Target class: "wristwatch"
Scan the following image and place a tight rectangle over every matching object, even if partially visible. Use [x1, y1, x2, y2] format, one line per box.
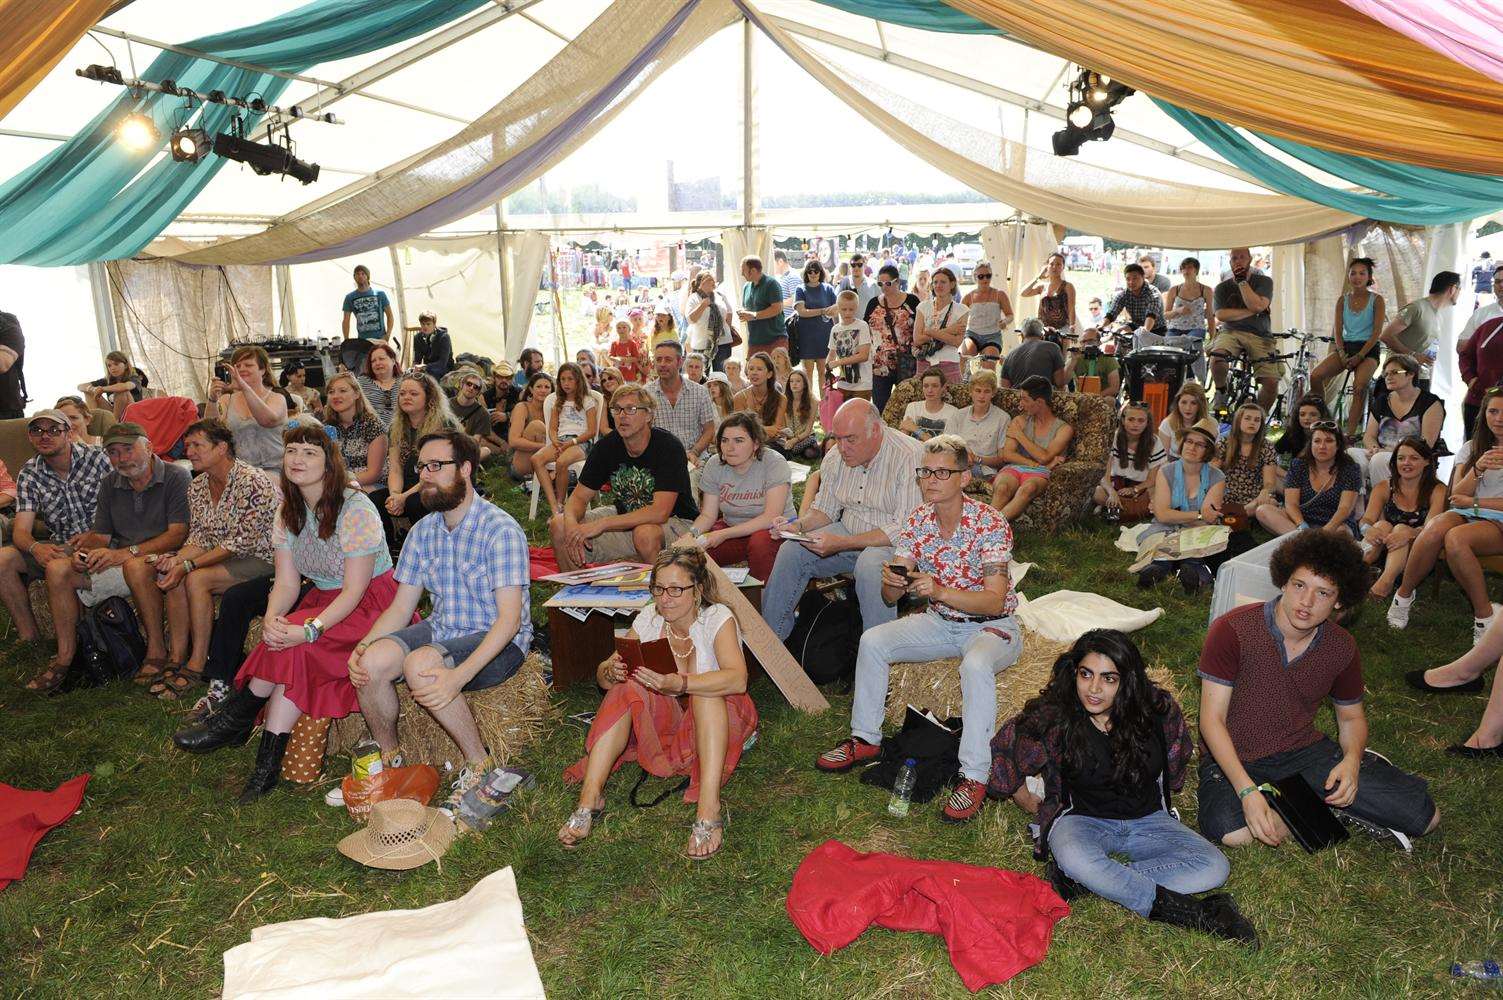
[182, 558, 196, 573]
[128, 544, 141, 556]
[304, 617, 325, 643]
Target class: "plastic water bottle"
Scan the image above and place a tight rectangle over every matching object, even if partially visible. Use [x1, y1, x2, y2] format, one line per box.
[1452, 959, 1502, 984]
[887, 758, 917, 817]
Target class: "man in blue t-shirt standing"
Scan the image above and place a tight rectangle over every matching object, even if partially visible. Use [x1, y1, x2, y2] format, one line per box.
[341, 264, 393, 341]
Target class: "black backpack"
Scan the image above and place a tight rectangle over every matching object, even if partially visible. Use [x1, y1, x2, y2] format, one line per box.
[64, 596, 146, 690]
[784, 586, 862, 685]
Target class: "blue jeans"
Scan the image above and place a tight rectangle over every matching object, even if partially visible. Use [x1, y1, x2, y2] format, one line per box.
[851, 610, 1022, 782]
[1047, 809, 1230, 916]
[382, 621, 526, 692]
[763, 522, 896, 642]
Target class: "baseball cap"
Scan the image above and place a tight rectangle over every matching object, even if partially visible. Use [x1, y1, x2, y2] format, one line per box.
[26, 409, 70, 429]
[101, 422, 148, 446]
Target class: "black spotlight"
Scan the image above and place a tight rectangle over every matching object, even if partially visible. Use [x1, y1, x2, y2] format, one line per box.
[1052, 69, 1133, 157]
[169, 127, 210, 163]
[212, 132, 320, 184]
[80, 64, 125, 85]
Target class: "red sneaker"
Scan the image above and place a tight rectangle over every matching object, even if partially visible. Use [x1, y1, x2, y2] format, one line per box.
[815, 737, 881, 773]
[941, 778, 987, 823]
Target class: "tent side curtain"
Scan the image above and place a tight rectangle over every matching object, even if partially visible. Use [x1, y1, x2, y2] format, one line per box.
[0, 0, 118, 122]
[815, 0, 1503, 223]
[167, 0, 740, 267]
[0, 0, 494, 267]
[736, 1, 1357, 246]
[1337, 0, 1503, 87]
[938, 0, 1503, 174]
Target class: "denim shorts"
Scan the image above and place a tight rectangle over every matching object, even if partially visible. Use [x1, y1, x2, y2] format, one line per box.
[380, 620, 526, 692]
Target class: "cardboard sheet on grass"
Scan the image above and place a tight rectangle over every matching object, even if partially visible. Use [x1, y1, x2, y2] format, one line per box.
[1116, 523, 1231, 573]
[223, 867, 544, 999]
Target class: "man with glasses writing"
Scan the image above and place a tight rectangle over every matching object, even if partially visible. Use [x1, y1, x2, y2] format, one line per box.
[814, 432, 1021, 824]
[549, 384, 698, 572]
[0, 409, 110, 684]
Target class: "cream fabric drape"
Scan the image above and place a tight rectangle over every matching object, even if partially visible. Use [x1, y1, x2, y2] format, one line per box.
[105, 259, 271, 401]
[169, 0, 740, 266]
[1421, 223, 1469, 451]
[720, 226, 773, 297]
[743, 3, 1357, 247]
[980, 221, 1058, 349]
[1270, 245, 1305, 334]
[502, 231, 549, 362]
[392, 242, 507, 363]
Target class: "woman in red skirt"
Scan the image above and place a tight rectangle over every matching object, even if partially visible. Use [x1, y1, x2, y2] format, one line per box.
[173, 425, 402, 804]
[561, 547, 757, 859]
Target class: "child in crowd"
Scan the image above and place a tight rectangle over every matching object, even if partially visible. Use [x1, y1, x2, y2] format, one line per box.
[900, 370, 958, 442]
[825, 290, 873, 402]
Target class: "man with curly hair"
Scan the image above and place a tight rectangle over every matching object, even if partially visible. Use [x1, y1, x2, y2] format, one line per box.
[549, 383, 698, 571]
[1196, 531, 1439, 852]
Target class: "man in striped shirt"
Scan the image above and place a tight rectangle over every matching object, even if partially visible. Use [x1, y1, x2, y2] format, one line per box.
[763, 398, 922, 643]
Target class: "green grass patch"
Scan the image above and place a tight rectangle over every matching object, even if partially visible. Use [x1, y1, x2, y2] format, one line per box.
[1, 467, 1498, 998]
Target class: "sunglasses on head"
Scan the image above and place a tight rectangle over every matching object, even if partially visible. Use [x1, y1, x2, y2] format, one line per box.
[1312, 420, 1339, 432]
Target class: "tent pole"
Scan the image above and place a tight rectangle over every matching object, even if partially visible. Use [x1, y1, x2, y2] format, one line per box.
[388, 245, 412, 367]
[274, 265, 298, 340]
[495, 202, 510, 358]
[741, 17, 758, 230]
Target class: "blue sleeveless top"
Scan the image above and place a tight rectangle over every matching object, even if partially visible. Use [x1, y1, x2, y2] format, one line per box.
[1168, 460, 1224, 512]
[1341, 293, 1375, 346]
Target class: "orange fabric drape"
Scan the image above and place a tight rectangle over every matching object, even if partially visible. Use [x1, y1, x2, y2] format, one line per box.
[0, 0, 119, 122]
[943, 0, 1503, 174]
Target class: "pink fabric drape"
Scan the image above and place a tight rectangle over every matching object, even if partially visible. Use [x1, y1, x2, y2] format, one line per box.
[1340, 0, 1503, 85]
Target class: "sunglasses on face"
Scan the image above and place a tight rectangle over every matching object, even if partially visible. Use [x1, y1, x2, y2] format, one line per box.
[975, 273, 992, 279]
[28, 425, 66, 437]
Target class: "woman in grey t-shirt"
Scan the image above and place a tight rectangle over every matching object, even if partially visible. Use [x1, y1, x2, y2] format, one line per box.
[682, 412, 794, 582]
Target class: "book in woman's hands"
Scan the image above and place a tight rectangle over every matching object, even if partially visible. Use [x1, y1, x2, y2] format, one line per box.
[615, 636, 675, 676]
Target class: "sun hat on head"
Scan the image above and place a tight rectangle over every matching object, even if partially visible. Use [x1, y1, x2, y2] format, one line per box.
[26, 408, 70, 429]
[338, 798, 455, 871]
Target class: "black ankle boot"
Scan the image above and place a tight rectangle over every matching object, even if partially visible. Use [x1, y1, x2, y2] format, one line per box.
[1045, 859, 1089, 902]
[237, 730, 291, 805]
[1148, 885, 1259, 948]
[173, 685, 268, 754]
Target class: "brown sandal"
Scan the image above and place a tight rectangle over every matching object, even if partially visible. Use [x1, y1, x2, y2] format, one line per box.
[133, 656, 170, 687]
[24, 661, 70, 694]
[151, 665, 202, 701]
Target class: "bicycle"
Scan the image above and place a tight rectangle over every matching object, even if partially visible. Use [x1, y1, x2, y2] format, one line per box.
[1206, 342, 1300, 423]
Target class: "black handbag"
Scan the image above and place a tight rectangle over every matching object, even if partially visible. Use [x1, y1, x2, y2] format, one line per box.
[785, 585, 862, 685]
[62, 595, 146, 691]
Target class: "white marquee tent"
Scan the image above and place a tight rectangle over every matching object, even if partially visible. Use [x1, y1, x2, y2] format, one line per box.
[0, 0, 1490, 430]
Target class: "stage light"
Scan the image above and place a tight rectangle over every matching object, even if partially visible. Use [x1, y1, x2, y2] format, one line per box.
[117, 113, 159, 151]
[1067, 103, 1093, 129]
[213, 131, 321, 184]
[170, 127, 210, 163]
[1052, 68, 1133, 157]
[81, 64, 124, 85]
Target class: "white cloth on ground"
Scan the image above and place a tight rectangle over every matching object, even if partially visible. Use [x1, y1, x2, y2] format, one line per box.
[222, 867, 545, 1000]
[1014, 590, 1163, 642]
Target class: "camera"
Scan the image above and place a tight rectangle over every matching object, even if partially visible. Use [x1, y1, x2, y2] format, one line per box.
[213, 362, 231, 382]
[1080, 345, 1101, 360]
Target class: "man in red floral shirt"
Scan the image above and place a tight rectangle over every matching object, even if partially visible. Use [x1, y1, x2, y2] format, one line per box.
[816, 433, 1022, 822]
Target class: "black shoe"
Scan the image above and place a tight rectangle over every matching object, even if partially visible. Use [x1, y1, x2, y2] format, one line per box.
[1446, 742, 1503, 759]
[172, 685, 269, 754]
[1044, 859, 1089, 902]
[238, 730, 291, 804]
[1404, 669, 1484, 695]
[1148, 885, 1259, 948]
[1137, 563, 1171, 589]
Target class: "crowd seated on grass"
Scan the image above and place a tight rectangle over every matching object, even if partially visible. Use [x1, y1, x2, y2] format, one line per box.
[9, 245, 1501, 968]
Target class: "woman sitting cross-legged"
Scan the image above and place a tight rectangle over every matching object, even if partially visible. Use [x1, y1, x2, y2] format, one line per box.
[1255, 421, 1362, 539]
[532, 362, 599, 516]
[989, 629, 1256, 947]
[1348, 354, 1443, 489]
[776, 370, 822, 460]
[1212, 403, 1279, 527]
[560, 547, 756, 860]
[1139, 420, 1225, 593]
[172, 426, 402, 803]
[990, 375, 1073, 521]
[680, 411, 790, 583]
[1093, 401, 1166, 520]
[1387, 389, 1503, 640]
[1358, 436, 1446, 601]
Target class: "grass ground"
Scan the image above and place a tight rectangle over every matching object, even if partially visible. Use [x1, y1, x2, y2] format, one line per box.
[2, 463, 1500, 999]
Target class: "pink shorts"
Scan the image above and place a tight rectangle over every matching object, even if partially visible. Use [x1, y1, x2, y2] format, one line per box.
[1000, 465, 1050, 484]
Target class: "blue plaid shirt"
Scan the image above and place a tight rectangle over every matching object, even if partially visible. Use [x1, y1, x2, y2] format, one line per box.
[394, 495, 532, 649]
[15, 444, 111, 540]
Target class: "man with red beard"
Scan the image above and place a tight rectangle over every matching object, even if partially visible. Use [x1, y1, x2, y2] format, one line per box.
[348, 429, 531, 815]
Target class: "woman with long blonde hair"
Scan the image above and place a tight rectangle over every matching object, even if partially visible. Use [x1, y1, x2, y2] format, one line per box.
[382, 372, 458, 538]
[1157, 383, 1208, 460]
[322, 372, 387, 492]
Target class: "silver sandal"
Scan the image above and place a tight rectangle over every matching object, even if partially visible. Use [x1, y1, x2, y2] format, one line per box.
[559, 805, 603, 848]
[686, 809, 727, 861]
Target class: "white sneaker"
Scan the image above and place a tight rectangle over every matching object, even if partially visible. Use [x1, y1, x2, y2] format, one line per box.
[1474, 614, 1495, 646]
[323, 785, 345, 807]
[1387, 592, 1414, 629]
[440, 760, 489, 817]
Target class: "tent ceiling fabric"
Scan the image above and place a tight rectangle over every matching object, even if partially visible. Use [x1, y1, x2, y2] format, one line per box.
[0, 0, 118, 122]
[939, 0, 1503, 174]
[1337, 0, 1503, 87]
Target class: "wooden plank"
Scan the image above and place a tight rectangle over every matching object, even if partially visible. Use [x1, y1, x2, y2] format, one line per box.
[704, 555, 829, 715]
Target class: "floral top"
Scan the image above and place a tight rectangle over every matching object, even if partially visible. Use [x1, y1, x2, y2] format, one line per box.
[273, 489, 391, 590]
[186, 459, 277, 564]
[865, 293, 921, 378]
[1217, 439, 1276, 506]
[330, 414, 384, 474]
[895, 495, 1017, 622]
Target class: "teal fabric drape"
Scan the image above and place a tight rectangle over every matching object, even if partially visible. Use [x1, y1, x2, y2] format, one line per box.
[0, 0, 491, 266]
[815, 0, 1503, 225]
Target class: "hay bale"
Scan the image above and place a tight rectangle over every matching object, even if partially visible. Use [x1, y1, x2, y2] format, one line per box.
[329, 652, 556, 772]
[26, 579, 55, 640]
[884, 629, 1072, 727]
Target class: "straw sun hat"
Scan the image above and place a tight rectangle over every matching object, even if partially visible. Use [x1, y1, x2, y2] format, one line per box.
[338, 798, 455, 871]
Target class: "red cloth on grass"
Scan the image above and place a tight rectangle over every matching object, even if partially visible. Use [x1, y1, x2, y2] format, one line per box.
[123, 396, 199, 458]
[0, 774, 89, 891]
[529, 545, 560, 580]
[786, 839, 1069, 992]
